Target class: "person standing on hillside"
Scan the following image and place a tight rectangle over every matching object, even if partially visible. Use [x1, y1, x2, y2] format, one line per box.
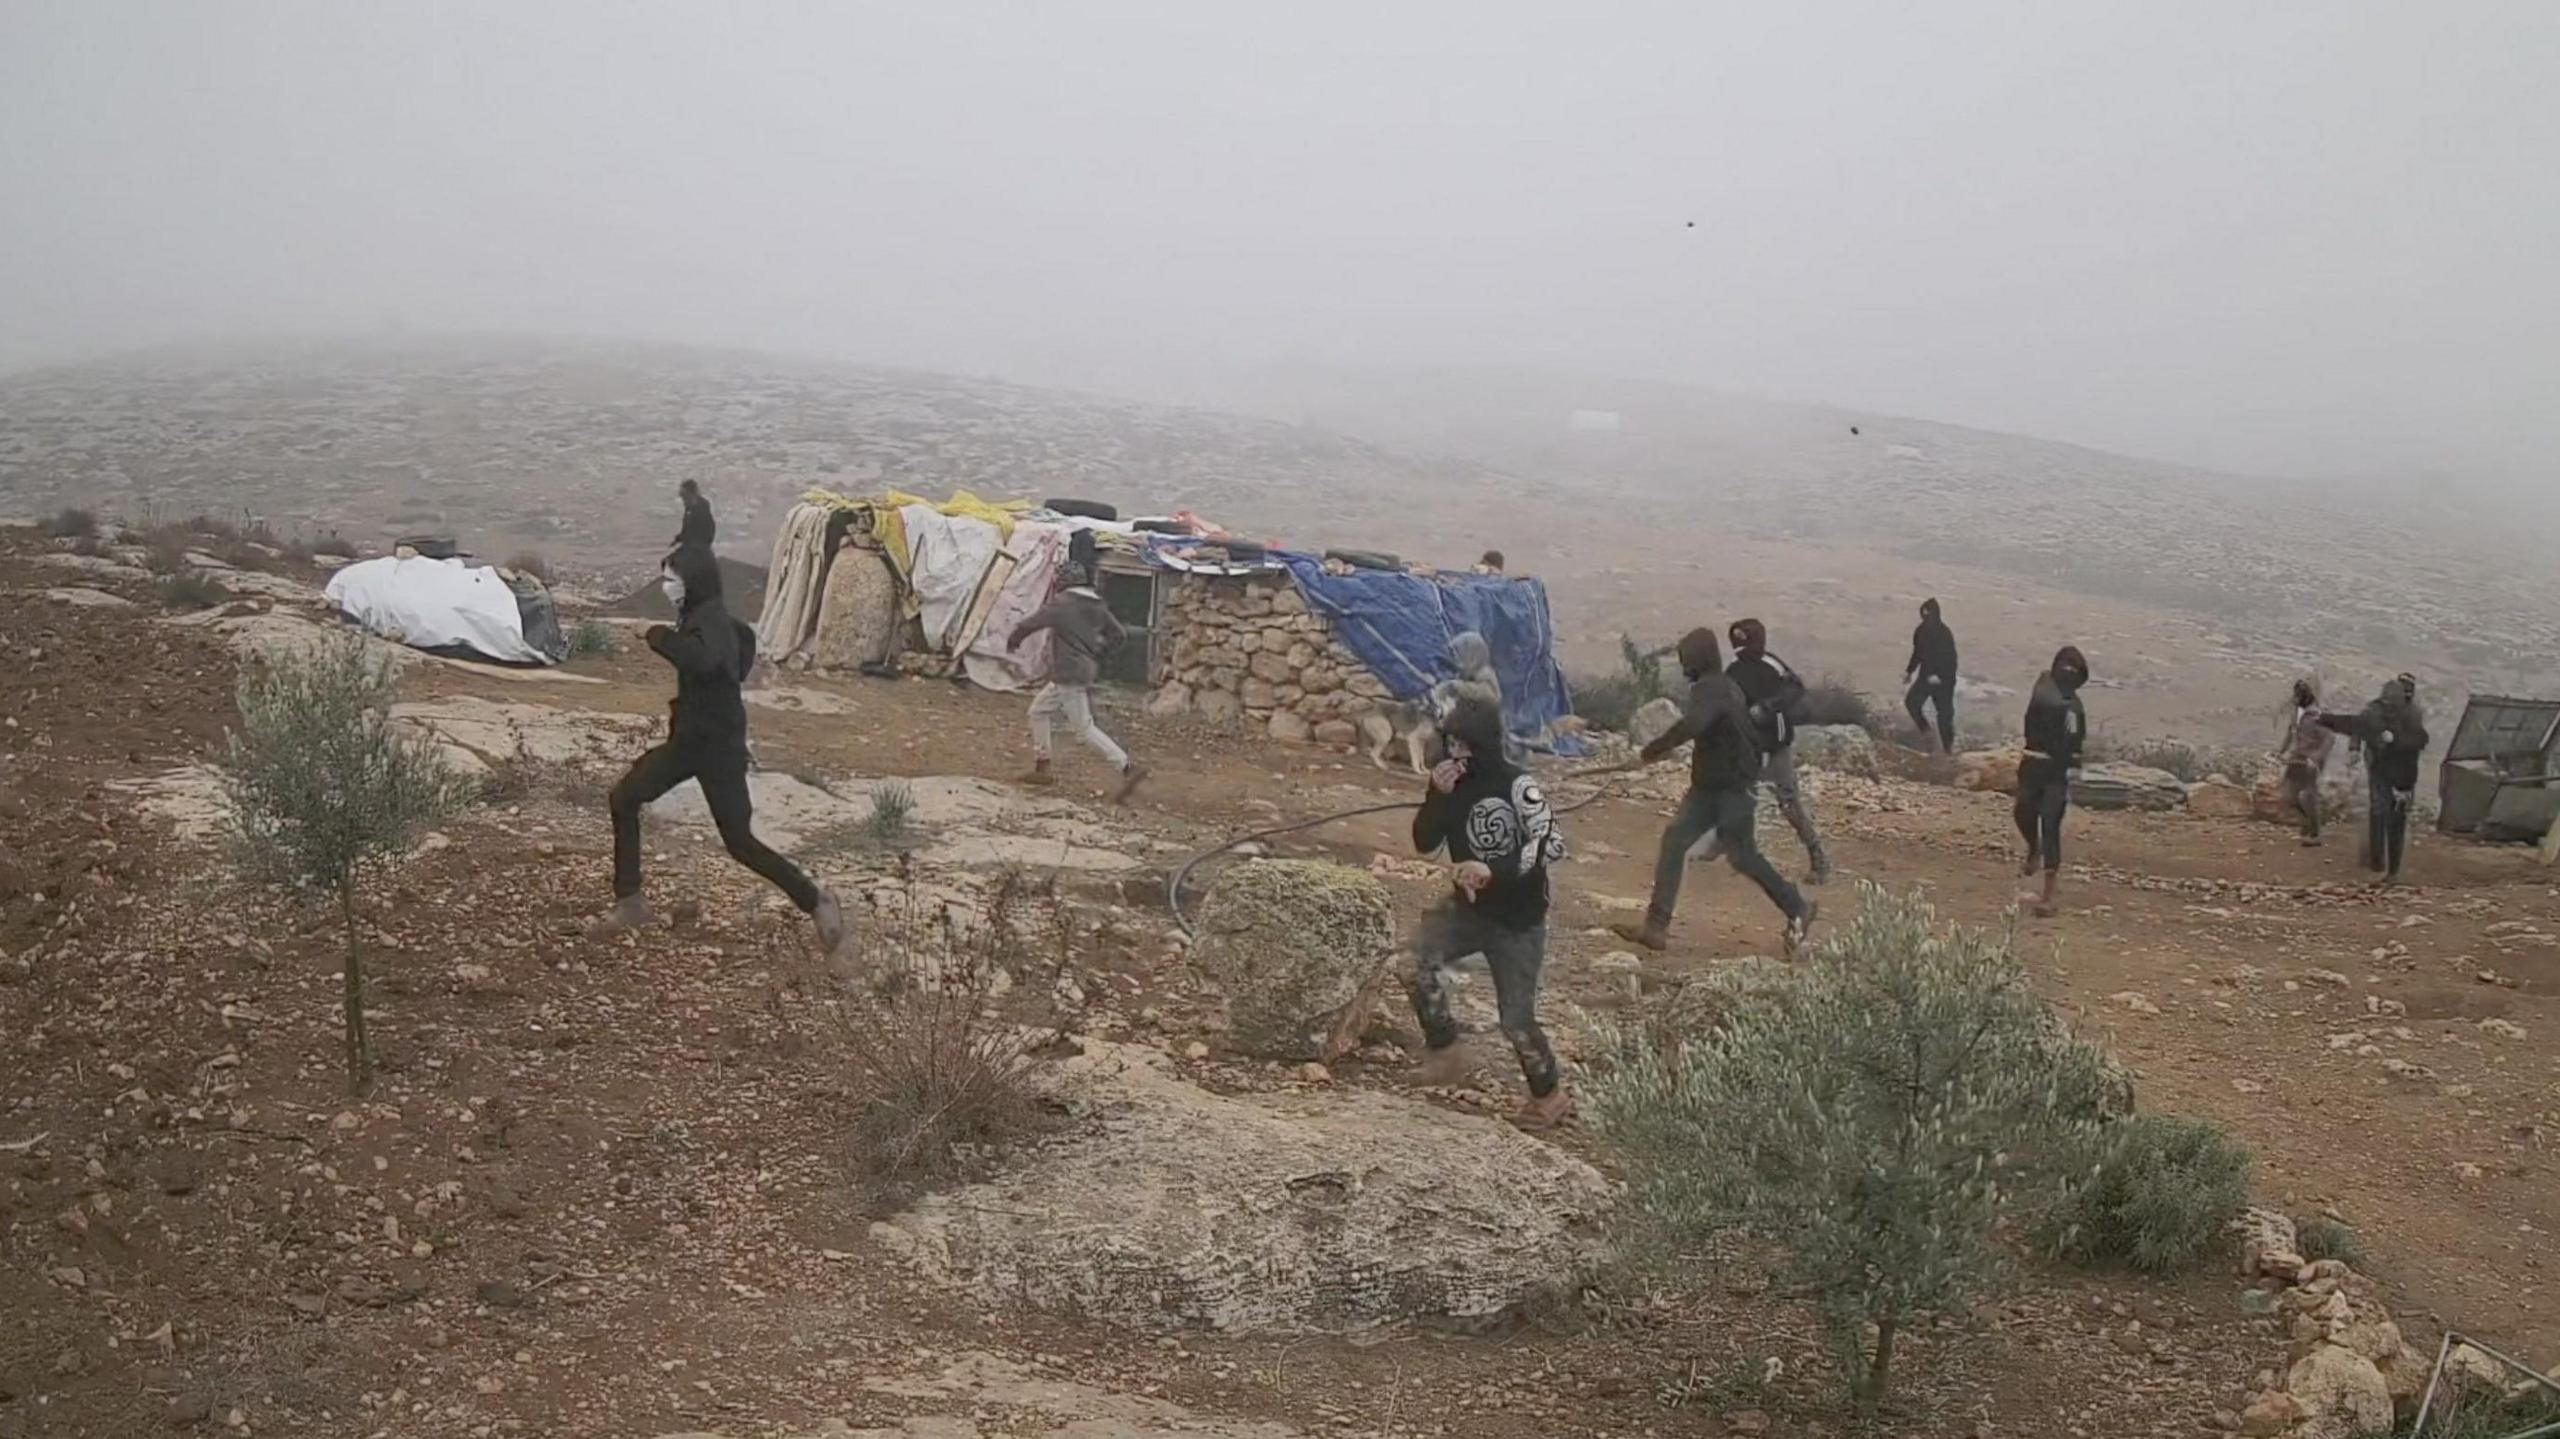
[1903, 597, 1960, 754]
[1007, 566, 1149, 802]
[2279, 679, 2337, 846]
[1407, 695, 1573, 1127]
[1611, 627, 1818, 955]
[671, 479, 716, 554]
[601, 544, 846, 954]
[2320, 675, 2429, 884]
[2015, 646, 2091, 917]
[1700, 618, 1832, 884]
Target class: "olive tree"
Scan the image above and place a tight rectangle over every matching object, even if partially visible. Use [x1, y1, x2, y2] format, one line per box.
[221, 636, 469, 1092]
[1585, 886, 2121, 1411]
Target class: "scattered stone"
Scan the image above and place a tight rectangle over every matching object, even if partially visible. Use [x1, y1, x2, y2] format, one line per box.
[477, 1279, 528, 1310]
[2306, 969, 2351, 987]
[166, 1392, 213, 1427]
[2479, 1017, 2527, 1041]
[1294, 1062, 1332, 1084]
[1722, 1411, 1772, 1437]
[2235, 1390, 2301, 1437]
[2110, 991, 2162, 1015]
[2379, 1057, 2434, 1081]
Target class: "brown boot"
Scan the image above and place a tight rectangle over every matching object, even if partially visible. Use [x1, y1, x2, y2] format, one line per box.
[1019, 757, 1057, 787]
[1513, 1088, 1576, 1130]
[1609, 917, 1669, 952]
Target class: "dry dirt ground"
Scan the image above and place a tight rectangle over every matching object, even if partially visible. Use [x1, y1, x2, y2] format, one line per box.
[1, 526, 2553, 1439]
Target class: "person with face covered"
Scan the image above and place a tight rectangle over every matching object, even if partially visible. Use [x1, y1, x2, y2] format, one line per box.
[600, 545, 845, 953]
[1903, 598, 1959, 754]
[2320, 674, 2429, 883]
[1611, 627, 1818, 955]
[1708, 617, 1832, 883]
[2015, 646, 2091, 917]
[2279, 679, 2337, 845]
[1407, 694, 1572, 1127]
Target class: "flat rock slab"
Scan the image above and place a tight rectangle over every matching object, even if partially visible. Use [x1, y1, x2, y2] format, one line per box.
[871, 1040, 1612, 1335]
[659, 1350, 1307, 1439]
[647, 770, 1143, 871]
[33, 552, 150, 582]
[28, 586, 138, 609]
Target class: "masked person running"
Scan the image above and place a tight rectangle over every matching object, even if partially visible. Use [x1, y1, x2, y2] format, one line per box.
[2279, 679, 2337, 846]
[2015, 646, 2091, 917]
[1407, 695, 1573, 1127]
[2319, 674, 2429, 885]
[1903, 597, 1960, 754]
[1008, 566, 1149, 802]
[602, 545, 846, 953]
[1611, 628, 1818, 955]
[1710, 617, 1832, 884]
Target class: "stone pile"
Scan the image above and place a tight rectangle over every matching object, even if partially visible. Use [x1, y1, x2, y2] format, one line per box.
[1145, 575, 1392, 745]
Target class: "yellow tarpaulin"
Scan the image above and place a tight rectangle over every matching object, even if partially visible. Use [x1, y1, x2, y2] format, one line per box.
[801, 487, 1032, 617]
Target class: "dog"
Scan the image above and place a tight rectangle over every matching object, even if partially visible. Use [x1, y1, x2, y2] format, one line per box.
[1355, 699, 1446, 776]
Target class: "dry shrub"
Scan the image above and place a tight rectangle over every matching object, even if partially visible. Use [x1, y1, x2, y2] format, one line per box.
[157, 571, 232, 611]
[1800, 674, 1875, 732]
[46, 506, 99, 539]
[847, 869, 1069, 1207]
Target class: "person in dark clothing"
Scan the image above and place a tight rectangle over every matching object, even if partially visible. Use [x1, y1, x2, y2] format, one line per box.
[2279, 679, 2337, 845]
[1709, 617, 1831, 883]
[1407, 695, 1571, 1127]
[672, 479, 715, 553]
[2015, 646, 2090, 917]
[602, 545, 845, 952]
[1904, 598, 1959, 754]
[1611, 628, 1817, 955]
[2319, 674, 2429, 883]
[1007, 567, 1148, 801]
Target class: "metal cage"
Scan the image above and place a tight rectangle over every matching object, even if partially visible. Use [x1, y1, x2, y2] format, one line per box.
[2438, 694, 2560, 840]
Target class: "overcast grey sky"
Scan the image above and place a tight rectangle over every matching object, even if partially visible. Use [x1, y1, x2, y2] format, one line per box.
[3, 2, 2554, 482]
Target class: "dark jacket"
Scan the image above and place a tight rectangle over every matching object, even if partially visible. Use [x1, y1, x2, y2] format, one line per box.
[2321, 686, 2429, 789]
[1646, 673, 1762, 791]
[1908, 605, 1959, 683]
[1008, 587, 1125, 687]
[674, 492, 715, 551]
[649, 585, 754, 751]
[1413, 752, 1565, 929]
[2022, 671, 2088, 767]
[1727, 651, 1808, 751]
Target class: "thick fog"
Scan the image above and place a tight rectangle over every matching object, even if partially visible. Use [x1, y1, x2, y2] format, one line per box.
[3, 1, 2555, 484]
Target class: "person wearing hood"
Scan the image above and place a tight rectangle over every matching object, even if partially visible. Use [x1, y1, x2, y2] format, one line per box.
[1705, 617, 1831, 883]
[2279, 679, 2338, 845]
[2015, 646, 2091, 917]
[1407, 694, 1572, 1127]
[1428, 630, 1514, 760]
[2319, 674, 2429, 882]
[1903, 598, 1960, 754]
[603, 544, 845, 953]
[1008, 565, 1149, 802]
[1611, 627, 1818, 955]
[671, 479, 715, 554]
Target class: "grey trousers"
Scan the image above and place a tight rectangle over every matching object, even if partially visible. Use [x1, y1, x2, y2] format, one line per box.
[1646, 784, 1809, 928]
[1692, 745, 1826, 868]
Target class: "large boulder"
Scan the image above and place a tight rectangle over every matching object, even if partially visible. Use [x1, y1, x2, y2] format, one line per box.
[1629, 697, 1684, 751]
[809, 544, 900, 670]
[871, 1041, 1612, 1335]
[2285, 1345, 2394, 1439]
[1792, 724, 1878, 776]
[2185, 777, 2257, 819]
[1191, 861, 1395, 1057]
[2070, 762, 2189, 812]
[2250, 764, 2356, 825]
[1954, 745, 2024, 793]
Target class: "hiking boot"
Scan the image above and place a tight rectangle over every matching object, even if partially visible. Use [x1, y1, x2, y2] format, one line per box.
[590, 893, 653, 938]
[1806, 852, 1834, 886]
[1019, 758, 1057, 787]
[1413, 1043, 1471, 1088]
[1112, 762, 1150, 805]
[811, 890, 848, 957]
[1513, 1089, 1576, 1131]
[1783, 899, 1820, 957]
[1609, 918, 1669, 952]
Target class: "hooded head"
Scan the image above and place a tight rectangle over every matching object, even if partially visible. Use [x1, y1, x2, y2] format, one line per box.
[662, 544, 723, 613]
[1477, 549, 1504, 573]
[1440, 694, 1508, 763]
[2293, 678, 2319, 710]
[679, 478, 701, 501]
[1676, 626, 1723, 680]
[2051, 645, 2090, 692]
[1920, 597, 1942, 623]
[1728, 617, 1768, 661]
[1449, 631, 1492, 677]
[2381, 674, 2421, 723]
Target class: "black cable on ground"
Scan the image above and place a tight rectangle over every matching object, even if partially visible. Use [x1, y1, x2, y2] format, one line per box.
[1164, 765, 1642, 937]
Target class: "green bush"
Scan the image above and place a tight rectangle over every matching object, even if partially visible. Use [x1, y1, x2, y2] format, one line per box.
[2295, 1216, 2365, 1267]
[569, 618, 615, 656]
[868, 779, 917, 842]
[1572, 634, 1674, 732]
[2037, 1114, 2254, 1273]
[156, 572, 232, 611]
[1585, 885, 2120, 1410]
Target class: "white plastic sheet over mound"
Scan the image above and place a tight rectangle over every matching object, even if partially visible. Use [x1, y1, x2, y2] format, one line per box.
[323, 555, 552, 665]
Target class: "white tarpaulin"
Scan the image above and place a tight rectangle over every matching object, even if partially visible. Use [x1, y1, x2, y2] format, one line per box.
[323, 555, 553, 665]
[901, 504, 1005, 653]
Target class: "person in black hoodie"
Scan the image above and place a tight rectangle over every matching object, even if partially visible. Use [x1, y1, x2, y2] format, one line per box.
[1903, 598, 1960, 754]
[1711, 617, 1831, 883]
[2015, 646, 2090, 917]
[601, 544, 845, 953]
[671, 479, 715, 554]
[1611, 627, 1817, 955]
[2319, 674, 2429, 884]
[1408, 695, 1572, 1126]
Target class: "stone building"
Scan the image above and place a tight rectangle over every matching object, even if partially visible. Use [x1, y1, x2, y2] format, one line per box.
[1141, 571, 1396, 744]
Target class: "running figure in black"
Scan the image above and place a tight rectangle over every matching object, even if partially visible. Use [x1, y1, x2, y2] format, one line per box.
[1904, 597, 1959, 754]
[601, 544, 846, 952]
[2015, 646, 2090, 917]
[1407, 695, 1573, 1127]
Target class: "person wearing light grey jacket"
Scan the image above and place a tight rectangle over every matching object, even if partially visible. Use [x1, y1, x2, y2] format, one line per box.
[1008, 572, 1148, 802]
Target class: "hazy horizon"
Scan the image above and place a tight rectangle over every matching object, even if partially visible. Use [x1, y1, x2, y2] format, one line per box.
[5, 2, 2555, 488]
